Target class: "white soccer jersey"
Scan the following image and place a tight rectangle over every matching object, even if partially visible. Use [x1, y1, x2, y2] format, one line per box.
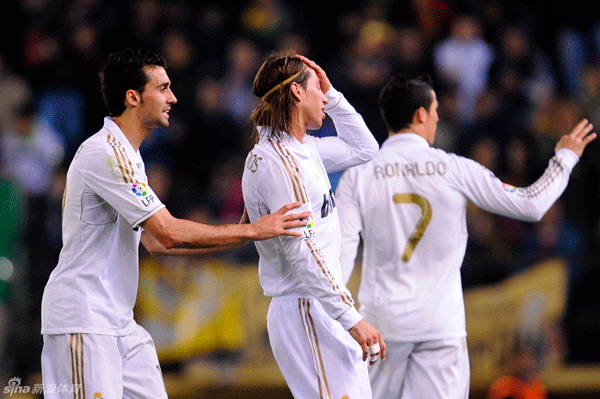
[241, 86, 379, 330]
[41, 117, 165, 336]
[336, 133, 580, 342]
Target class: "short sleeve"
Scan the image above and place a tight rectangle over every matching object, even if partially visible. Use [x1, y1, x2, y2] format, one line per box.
[83, 145, 164, 228]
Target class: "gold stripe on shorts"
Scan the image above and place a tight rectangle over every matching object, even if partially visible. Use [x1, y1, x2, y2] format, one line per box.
[79, 334, 86, 399]
[70, 334, 85, 399]
[299, 299, 332, 399]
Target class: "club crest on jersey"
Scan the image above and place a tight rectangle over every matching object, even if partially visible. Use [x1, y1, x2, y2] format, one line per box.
[502, 183, 517, 193]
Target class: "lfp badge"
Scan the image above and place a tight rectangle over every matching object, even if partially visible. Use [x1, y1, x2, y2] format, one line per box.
[502, 183, 517, 193]
[132, 182, 148, 197]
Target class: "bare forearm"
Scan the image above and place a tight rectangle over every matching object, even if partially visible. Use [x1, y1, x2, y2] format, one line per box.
[141, 208, 254, 250]
[141, 204, 308, 251]
[161, 218, 252, 248]
[141, 229, 247, 256]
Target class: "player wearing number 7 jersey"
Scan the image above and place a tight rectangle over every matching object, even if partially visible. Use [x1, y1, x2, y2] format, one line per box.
[336, 74, 596, 399]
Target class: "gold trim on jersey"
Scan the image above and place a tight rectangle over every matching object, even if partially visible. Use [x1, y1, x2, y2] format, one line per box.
[269, 140, 308, 203]
[107, 133, 136, 184]
[298, 299, 332, 399]
[70, 333, 85, 399]
[525, 156, 564, 198]
[305, 239, 353, 306]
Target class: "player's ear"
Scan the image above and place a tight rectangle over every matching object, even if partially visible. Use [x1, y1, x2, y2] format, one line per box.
[125, 89, 141, 108]
[290, 82, 302, 101]
[414, 107, 427, 124]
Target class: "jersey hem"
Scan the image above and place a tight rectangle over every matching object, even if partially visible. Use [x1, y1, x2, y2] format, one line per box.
[41, 323, 136, 337]
[132, 204, 166, 228]
[383, 330, 467, 342]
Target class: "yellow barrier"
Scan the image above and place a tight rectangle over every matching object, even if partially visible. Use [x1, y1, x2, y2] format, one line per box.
[136, 256, 600, 397]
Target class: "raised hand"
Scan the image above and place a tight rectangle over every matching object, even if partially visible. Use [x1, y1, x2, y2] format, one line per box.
[251, 202, 310, 240]
[555, 118, 596, 157]
[296, 54, 331, 94]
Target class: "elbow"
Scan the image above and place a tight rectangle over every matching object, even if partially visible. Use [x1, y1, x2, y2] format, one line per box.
[530, 210, 547, 223]
[146, 246, 166, 257]
[529, 204, 551, 222]
[358, 141, 379, 163]
[521, 210, 544, 223]
[158, 234, 179, 250]
[151, 223, 181, 250]
[529, 213, 544, 223]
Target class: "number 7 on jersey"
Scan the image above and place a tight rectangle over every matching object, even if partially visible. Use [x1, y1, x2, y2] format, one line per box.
[393, 193, 432, 262]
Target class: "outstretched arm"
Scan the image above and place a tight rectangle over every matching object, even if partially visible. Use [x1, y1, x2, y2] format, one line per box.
[141, 202, 309, 255]
[455, 119, 596, 222]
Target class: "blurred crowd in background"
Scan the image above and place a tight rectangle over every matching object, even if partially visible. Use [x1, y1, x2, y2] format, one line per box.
[1, 0, 600, 387]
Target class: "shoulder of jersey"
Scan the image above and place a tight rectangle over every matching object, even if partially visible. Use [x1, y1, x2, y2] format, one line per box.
[244, 141, 280, 177]
[251, 140, 285, 160]
[422, 145, 455, 162]
[73, 132, 106, 159]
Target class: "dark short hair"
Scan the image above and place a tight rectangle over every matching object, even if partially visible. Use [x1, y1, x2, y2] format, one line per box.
[99, 48, 167, 117]
[379, 74, 435, 133]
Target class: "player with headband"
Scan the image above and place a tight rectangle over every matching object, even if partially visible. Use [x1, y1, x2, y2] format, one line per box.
[241, 52, 385, 398]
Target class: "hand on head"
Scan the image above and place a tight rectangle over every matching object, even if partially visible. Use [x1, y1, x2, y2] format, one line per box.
[296, 54, 331, 94]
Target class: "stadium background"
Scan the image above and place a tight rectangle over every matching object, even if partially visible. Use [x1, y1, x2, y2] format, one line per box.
[1, 0, 600, 397]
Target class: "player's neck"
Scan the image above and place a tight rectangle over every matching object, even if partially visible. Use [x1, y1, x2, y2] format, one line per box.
[288, 113, 307, 143]
[394, 123, 426, 139]
[112, 114, 149, 151]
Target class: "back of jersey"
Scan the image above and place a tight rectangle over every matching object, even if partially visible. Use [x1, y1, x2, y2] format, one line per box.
[338, 133, 469, 342]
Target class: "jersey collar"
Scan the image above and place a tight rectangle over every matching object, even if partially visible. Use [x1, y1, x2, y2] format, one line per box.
[382, 132, 430, 149]
[257, 126, 311, 157]
[103, 117, 142, 161]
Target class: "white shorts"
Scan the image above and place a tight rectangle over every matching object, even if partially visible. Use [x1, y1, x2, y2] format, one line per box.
[369, 337, 470, 399]
[41, 323, 168, 399]
[267, 295, 371, 399]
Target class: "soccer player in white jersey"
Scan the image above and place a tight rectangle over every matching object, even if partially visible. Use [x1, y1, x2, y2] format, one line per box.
[241, 52, 386, 398]
[336, 74, 596, 399]
[40, 48, 310, 399]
